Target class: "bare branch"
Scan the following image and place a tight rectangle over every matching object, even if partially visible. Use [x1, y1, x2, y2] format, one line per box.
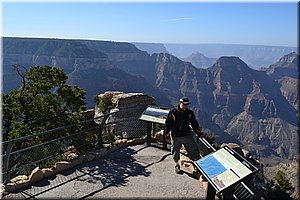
[12, 64, 29, 91]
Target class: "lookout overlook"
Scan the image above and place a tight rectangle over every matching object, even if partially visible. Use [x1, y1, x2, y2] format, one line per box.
[3, 144, 207, 199]
[2, 92, 282, 200]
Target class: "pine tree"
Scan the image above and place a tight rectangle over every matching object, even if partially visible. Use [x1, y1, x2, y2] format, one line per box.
[3, 65, 86, 144]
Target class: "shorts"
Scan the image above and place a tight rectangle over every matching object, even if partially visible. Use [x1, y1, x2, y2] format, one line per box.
[171, 133, 200, 162]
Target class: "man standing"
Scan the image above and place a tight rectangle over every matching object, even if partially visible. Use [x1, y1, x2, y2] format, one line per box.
[165, 97, 203, 174]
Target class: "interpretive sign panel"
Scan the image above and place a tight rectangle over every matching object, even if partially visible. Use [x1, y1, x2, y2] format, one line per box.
[139, 106, 169, 124]
[194, 146, 258, 192]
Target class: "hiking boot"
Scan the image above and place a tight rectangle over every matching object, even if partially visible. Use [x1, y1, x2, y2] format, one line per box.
[175, 164, 181, 174]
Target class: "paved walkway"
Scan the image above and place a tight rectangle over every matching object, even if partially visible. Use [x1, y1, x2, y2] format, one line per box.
[3, 144, 206, 199]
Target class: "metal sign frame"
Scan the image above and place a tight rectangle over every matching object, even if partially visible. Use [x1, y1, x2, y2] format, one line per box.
[139, 106, 169, 124]
[139, 106, 170, 149]
[194, 145, 258, 193]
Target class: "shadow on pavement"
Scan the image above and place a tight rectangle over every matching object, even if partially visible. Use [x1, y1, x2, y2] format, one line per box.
[6, 145, 172, 199]
[78, 146, 171, 199]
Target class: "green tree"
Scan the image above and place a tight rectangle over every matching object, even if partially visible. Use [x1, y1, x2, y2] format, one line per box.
[273, 170, 294, 194]
[3, 65, 86, 142]
[95, 93, 114, 113]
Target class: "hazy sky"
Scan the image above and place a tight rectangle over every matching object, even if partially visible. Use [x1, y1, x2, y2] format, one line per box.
[2, 1, 298, 47]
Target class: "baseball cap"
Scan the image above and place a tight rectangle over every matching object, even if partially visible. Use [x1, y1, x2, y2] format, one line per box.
[179, 97, 191, 105]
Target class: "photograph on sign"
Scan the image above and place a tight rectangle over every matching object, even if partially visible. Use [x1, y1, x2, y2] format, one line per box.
[139, 107, 169, 124]
[195, 147, 253, 192]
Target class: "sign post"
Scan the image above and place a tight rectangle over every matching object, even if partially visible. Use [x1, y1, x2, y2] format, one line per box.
[139, 106, 169, 149]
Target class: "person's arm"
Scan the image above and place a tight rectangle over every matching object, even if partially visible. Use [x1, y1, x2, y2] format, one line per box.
[165, 110, 174, 137]
[189, 111, 203, 137]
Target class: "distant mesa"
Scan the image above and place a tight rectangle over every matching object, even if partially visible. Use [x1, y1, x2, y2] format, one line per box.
[163, 43, 297, 69]
[181, 52, 217, 69]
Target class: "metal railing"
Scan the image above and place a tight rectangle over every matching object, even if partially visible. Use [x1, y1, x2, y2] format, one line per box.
[1, 108, 148, 184]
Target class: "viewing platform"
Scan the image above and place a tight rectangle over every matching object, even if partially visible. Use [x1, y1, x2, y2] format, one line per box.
[3, 144, 207, 199]
[2, 94, 268, 199]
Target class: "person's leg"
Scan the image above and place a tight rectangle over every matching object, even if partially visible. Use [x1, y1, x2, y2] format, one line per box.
[171, 136, 183, 173]
[182, 134, 202, 178]
[182, 134, 201, 161]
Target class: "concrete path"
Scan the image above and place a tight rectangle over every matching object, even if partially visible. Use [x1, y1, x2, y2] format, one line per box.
[3, 144, 206, 199]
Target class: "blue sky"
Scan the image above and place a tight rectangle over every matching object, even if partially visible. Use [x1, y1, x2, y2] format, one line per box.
[2, 2, 298, 47]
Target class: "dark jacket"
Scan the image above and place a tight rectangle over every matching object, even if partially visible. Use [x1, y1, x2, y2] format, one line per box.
[165, 106, 202, 137]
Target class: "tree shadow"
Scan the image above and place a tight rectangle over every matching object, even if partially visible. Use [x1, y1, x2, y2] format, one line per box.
[8, 145, 163, 199]
[77, 146, 151, 188]
[78, 146, 172, 199]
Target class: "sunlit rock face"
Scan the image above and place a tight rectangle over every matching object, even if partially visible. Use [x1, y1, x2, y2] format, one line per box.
[94, 91, 155, 138]
[3, 37, 298, 162]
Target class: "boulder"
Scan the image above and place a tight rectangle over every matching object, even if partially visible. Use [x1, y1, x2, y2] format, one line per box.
[154, 130, 171, 144]
[94, 91, 155, 138]
[54, 161, 72, 173]
[65, 152, 80, 161]
[5, 179, 30, 193]
[9, 175, 28, 183]
[42, 168, 56, 178]
[70, 156, 84, 167]
[220, 143, 244, 157]
[28, 167, 44, 184]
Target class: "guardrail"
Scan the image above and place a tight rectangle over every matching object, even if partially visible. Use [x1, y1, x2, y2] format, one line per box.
[1, 108, 148, 184]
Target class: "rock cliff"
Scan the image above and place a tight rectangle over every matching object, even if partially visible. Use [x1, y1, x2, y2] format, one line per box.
[3, 37, 169, 108]
[132, 42, 168, 55]
[278, 76, 298, 110]
[164, 43, 297, 69]
[94, 91, 155, 138]
[264, 52, 299, 109]
[152, 53, 298, 160]
[266, 52, 298, 79]
[3, 37, 298, 162]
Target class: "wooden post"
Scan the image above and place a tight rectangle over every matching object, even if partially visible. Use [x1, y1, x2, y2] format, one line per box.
[146, 122, 152, 146]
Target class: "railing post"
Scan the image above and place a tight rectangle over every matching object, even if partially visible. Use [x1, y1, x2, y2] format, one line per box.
[146, 122, 152, 146]
[98, 113, 109, 148]
[98, 125, 103, 148]
[3, 141, 14, 183]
